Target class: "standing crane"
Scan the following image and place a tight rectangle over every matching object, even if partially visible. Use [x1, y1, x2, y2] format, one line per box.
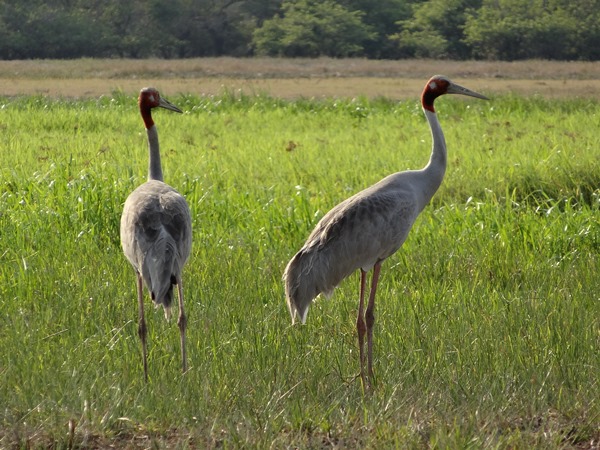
[120, 87, 192, 382]
[283, 75, 488, 387]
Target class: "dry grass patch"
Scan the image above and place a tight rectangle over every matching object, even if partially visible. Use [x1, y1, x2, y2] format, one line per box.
[1, 58, 600, 98]
[2, 57, 600, 79]
[3, 76, 599, 100]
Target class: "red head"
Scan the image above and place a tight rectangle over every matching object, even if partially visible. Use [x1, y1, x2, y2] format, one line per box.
[138, 87, 182, 129]
[421, 75, 488, 113]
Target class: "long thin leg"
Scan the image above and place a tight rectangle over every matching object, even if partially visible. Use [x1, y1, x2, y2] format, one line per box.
[365, 261, 382, 382]
[177, 279, 187, 374]
[357, 269, 368, 387]
[136, 272, 148, 382]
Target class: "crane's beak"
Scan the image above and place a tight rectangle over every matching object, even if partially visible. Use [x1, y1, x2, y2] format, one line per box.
[159, 96, 183, 114]
[447, 82, 489, 100]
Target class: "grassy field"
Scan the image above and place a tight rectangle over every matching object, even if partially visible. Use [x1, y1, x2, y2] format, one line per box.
[0, 59, 599, 448]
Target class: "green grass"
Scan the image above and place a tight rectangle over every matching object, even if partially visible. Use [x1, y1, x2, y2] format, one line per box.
[0, 91, 598, 448]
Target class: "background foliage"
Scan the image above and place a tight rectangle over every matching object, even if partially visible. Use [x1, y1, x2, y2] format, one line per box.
[1, 0, 600, 60]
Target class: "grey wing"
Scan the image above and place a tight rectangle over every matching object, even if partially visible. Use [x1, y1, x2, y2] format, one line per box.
[284, 187, 419, 322]
[157, 189, 193, 274]
[120, 183, 192, 305]
[307, 188, 419, 272]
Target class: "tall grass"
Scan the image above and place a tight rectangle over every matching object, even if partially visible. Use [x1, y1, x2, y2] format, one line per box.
[0, 91, 598, 448]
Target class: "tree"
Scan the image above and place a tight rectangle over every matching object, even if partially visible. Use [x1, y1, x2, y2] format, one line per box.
[340, 0, 413, 58]
[463, 0, 581, 60]
[252, 0, 375, 57]
[392, 0, 482, 59]
[0, 0, 113, 58]
[548, 0, 600, 60]
[119, 0, 254, 58]
[1, 0, 600, 60]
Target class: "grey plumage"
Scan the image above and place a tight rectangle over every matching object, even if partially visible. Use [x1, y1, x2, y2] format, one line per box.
[284, 174, 420, 323]
[283, 75, 488, 387]
[120, 87, 191, 381]
[121, 180, 192, 310]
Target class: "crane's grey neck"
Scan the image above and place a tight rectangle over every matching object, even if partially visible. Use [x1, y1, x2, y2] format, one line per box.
[420, 108, 447, 199]
[147, 125, 164, 181]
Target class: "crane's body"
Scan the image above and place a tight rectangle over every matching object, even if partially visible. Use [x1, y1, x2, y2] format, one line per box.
[120, 87, 191, 381]
[283, 75, 488, 387]
[121, 180, 191, 312]
[284, 156, 442, 323]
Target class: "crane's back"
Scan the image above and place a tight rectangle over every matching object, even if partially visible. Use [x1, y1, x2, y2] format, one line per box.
[121, 180, 192, 307]
[284, 172, 422, 323]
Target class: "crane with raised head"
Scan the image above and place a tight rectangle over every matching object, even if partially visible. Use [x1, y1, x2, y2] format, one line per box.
[283, 75, 488, 387]
[120, 87, 192, 381]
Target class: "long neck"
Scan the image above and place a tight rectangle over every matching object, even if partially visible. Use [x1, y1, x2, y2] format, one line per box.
[146, 125, 164, 181]
[420, 108, 447, 200]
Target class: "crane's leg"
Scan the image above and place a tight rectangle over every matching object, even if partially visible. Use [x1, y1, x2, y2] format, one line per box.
[176, 279, 187, 374]
[357, 269, 368, 387]
[365, 261, 382, 383]
[136, 273, 148, 382]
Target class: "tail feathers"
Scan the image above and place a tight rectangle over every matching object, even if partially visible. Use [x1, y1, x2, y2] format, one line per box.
[144, 235, 178, 313]
[287, 289, 310, 325]
[284, 247, 340, 324]
[152, 282, 174, 307]
[156, 283, 175, 320]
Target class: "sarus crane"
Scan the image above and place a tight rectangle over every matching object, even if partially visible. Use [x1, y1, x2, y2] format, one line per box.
[120, 87, 192, 381]
[283, 75, 488, 387]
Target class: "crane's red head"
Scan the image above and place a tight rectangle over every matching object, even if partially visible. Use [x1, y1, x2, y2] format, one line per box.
[138, 87, 183, 129]
[421, 75, 488, 113]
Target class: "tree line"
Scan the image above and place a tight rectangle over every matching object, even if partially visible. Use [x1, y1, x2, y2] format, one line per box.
[1, 0, 599, 61]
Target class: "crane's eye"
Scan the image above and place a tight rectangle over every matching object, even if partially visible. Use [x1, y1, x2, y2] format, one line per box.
[428, 81, 437, 90]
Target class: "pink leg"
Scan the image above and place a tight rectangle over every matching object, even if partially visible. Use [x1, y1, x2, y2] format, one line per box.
[365, 261, 382, 382]
[136, 272, 148, 382]
[357, 269, 368, 387]
[177, 279, 187, 374]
